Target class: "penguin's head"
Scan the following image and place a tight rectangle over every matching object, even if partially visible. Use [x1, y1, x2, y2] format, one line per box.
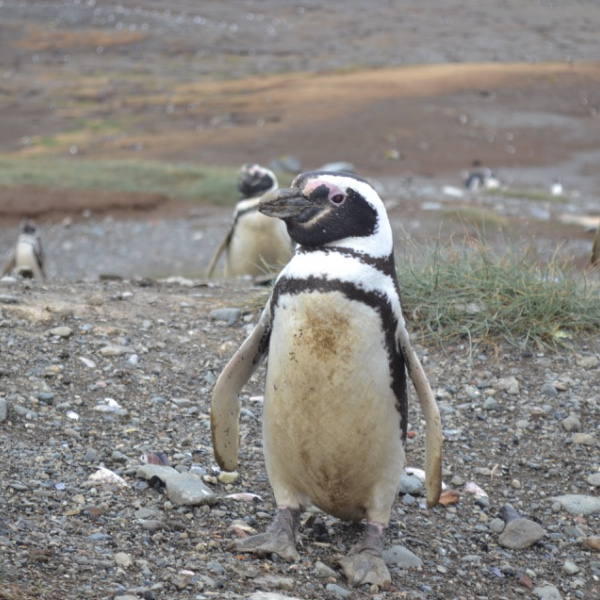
[21, 219, 38, 235]
[258, 171, 393, 255]
[237, 164, 278, 199]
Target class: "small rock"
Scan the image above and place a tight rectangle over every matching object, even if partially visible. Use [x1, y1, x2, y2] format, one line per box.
[0, 399, 7, 422]
[496, 376, 520, 395]
[551, 494, 600, 516]
[561, 560, 580, 575]
[561, 414, 581, 432]
[497, 505, 545, 549]
[11, 404, 37, 419]
[575, 355, 599, 369]
[398, 474, 423, 496]
[248, 593, 304, 600]
[540, 382, 558, 397]
[276, 578, 294, 591]
[114, 552, 133, 567]
[48, 326, 72, 338]
[571, 433, 596, 446]
[99, 344, 131, 356]
[533, 583, 564, 600]
[217, 471, 239, 485]
[587, 473, 600, 487]
[583, 536, 600, 551]
[325, 583, 352, 598]
[382, 545, 423, 568]
[209, 308, 242, 326]
[314, 560, 338, 579]
[482, 396, 499, 411]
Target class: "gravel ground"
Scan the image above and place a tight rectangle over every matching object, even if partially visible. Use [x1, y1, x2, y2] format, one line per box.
[1, 277, 600, 600]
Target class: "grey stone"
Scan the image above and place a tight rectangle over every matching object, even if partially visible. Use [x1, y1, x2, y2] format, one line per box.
[561, 560, 580, 575]
[209, 307, 242, 326]
[540, 382, 558, 397]
[551, 494, 600, 516]
[325, 583, 352, 598]
[382, 544, 423, 568]
[561, 414, 581, 432]
[489, 517, 505, 534]
[571, 433, 596, 446]
[498, 518, 545, 549]
[399, 474, 423, 496]
[248, 594, 304, 600]
[136, 464, 216, 506]
[314, 560, 338, 579]
[496, 376, 520, 395]
[587, 472, 600, 487]
[11, 404, 37, 419]
[48, 326, 72, 338]
[482, 396, 500, 411]
[0, 399, 7, 422]
[533, 583, 564, 600]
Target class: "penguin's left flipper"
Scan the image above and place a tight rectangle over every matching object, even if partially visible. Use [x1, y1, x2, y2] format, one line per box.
[210, 304, 272, 471]
[1, 255, 15, 277]
[397, 322, 443, 508]
[206, 226, 234, 278]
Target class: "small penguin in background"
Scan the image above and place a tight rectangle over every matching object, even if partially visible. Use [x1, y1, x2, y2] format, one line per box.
[464, 167, 500, 191]
[211, 171, 443, 588]
[206, 164, 295, 279]
[2, 220, 46, 279]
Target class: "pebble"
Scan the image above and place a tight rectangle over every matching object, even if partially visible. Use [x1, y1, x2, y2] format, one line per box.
[398, 474, 423, 496]
[561, 560, 580, 575]
[551, 494, 600, 516]
[561, 414, 581, 432]
[584, 540, 600, 557]
[571, 433, 596, 446]
[488, 518, 505, 534]
[248, 593, 304, 600]
[497, 505, 545, 549]
[575, 355, 599, 369]
[482, 396, 499, 410]
[533, 583, 564, 600]
[48, 326, 72, 338]
[136, 464, 216, 506]
[382, 545, 423, 568]
[325, 583, 352, 598]
[587, 473, 600, 487]
[11, 404, 37, 419]
[496, 376, 520, 395]
[114, 552, 133, 567]
[209, 308, 242, 326]
[540, 382, 558, 397]
[217, 470, 239, 485]
[99, 344, 131, 356]
[314, 560, 338, 579]
[0, 399, 7, 422]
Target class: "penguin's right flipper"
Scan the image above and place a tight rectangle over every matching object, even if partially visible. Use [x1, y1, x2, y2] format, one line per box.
[1, 255, 15, 277]
[206, 227, 234, 278]
[211, 303, 272, 471]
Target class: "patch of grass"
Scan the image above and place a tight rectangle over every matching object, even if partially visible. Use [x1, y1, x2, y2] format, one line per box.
[398, 238, 600, 353]
[440, 205, 508, 229]
[0, 157, 241, 205]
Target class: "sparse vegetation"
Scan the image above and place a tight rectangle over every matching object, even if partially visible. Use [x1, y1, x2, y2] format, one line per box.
[482, 187, 568, 203]
[398, 238, 600, 352]
[0, 157, 241, 205]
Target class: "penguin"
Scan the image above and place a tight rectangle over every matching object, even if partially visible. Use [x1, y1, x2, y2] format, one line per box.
[211, 171, 443, 588]
[550, 178, 564, 197]
[2, 220, 46, 279]
[206, 164, 294, 279]
[464, 167, 500, 191]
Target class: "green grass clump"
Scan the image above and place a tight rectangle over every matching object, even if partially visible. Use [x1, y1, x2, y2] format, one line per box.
[397, 239, 600, 352]
[0, 157, 241, 206]
[482, 187, 568, 203]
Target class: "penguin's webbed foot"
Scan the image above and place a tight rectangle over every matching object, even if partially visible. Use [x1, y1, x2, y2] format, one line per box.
[337, 520, 391, 589]
[230, 506, 301, 562]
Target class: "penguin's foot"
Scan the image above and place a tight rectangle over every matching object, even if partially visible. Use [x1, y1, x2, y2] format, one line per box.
[337, 521, 391, 589]
[231, 506, 301, 562]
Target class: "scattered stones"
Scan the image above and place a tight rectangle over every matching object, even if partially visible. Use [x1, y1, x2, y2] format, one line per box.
[540, 382, 558, 397]
[314, 560, 338, 579]
[551, 494, 600, 516]
[382, 545, 424, 569]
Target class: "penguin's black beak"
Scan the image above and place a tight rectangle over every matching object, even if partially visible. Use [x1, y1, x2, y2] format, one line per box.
[258, 188, 314, 219]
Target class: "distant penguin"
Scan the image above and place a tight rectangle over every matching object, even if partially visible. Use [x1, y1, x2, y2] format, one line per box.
[211, 171, 443, 588]
[2, 220, 46, 279]
[465, 167, 499, 191]
[206, 164, 294, 278]
[550, 179, 563, 196]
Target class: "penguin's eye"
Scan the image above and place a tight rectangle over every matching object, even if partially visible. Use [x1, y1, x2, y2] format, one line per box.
[330, 194, 345, 205]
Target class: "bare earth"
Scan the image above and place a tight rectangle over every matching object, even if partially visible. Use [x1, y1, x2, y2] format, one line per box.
[1, 2, 600, 600]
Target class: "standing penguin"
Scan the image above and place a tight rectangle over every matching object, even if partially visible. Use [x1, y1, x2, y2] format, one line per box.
[2, 220, 46, 279]
[211, 171, 442, 588]
[206, 164, 294, 278]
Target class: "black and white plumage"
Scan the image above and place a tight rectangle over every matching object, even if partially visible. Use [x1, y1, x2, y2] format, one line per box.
[2, 220, 46, 279]
[206, 164, 294, 278]
[211, 171, 442, 587]
[464, 167, 500, 191]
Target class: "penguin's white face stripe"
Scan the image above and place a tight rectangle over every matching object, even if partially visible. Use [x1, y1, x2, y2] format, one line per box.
[273, 172, 393, 259]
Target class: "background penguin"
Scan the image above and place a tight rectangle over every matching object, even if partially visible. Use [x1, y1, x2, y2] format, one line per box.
[211, 171, 443, 588]
[2, 219, 46, 279]
[206, 163, 294, 278]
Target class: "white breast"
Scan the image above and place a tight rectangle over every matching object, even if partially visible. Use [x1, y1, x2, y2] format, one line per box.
[263, 289, 405, 522]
